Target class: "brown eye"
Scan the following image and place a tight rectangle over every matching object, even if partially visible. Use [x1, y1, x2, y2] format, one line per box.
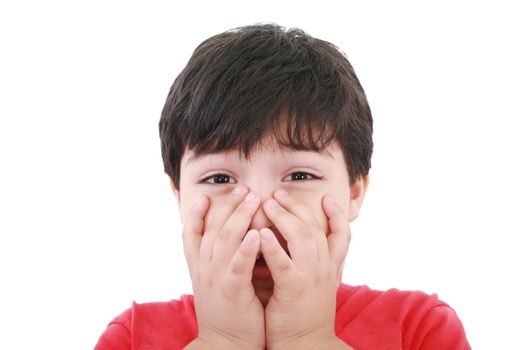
[285, 172, 319, 181]
[203, 174, 235, 184]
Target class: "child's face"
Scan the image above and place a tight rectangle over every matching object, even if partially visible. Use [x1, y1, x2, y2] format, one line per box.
[171, 138, 368, 301]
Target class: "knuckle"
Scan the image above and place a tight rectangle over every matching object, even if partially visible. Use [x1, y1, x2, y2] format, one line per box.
[217, 227, 234, 242]
[229, 261, 244, 275]
[297, 223, 310, 236]
[277, 260, 291, 273]
[238, 244, 253, 259]
[220, 275, 241, 297]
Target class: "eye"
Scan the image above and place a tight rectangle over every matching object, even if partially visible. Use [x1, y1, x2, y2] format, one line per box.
[284, 171, 320, 181]
[202, 173, 236, 184]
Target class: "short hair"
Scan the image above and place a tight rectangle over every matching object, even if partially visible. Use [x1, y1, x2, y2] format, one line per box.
[159, 23, 373, 190]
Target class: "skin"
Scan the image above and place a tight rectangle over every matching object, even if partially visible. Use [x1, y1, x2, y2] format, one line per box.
[171, 139, 368, 350]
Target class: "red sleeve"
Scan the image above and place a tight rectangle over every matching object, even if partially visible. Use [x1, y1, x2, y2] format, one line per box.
[334, 284, 471, 349]
[411, 304, 471, 350]
[94, 309, 132, 350]
[93, 296, 198, 349]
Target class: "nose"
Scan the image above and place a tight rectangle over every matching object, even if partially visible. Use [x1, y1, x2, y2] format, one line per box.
[249, 202, 273, 230]
[246, 186, 290, 256]
[244, 182, 289, 254]
[245, 184, 274, 231]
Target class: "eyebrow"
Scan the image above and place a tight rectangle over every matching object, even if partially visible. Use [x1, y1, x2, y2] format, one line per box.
[186, 153, 201, 164]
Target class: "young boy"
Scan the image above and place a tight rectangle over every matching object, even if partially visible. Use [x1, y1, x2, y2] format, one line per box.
[95, 24, 470, 349]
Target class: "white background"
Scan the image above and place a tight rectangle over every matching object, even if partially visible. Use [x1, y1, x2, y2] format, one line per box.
[1, 1, 524, 349]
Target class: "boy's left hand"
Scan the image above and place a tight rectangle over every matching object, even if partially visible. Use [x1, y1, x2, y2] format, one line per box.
[260, 191, 351, 350]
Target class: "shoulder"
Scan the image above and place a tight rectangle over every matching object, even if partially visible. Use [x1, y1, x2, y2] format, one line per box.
[94, 294, 197, 350]
[335, 283, 471, 349]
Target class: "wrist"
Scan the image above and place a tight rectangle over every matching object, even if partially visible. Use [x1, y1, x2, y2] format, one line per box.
[185, 336, 260, 350]
[269, 335, 353, 350]
[324, 336, 354, 350]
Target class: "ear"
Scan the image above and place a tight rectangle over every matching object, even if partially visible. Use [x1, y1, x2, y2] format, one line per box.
[348, 175, 369, 222]
[169, 177, 183, 224]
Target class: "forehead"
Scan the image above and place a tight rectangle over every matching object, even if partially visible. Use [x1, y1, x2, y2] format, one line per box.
[183, 141, 340, 167]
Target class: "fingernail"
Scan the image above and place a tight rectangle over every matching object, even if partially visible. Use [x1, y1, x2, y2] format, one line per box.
[275, 189, 288, 197]
[261, 229, 274, 242]
[232, 186, 244, 195]
[246, 230, 258, 242]
[244, 192, 256, 203]
[265, 198, 278, 209]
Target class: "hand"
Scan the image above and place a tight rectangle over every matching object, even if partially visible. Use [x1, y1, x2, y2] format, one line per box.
[260, 192, 350, 350]
[183, 186, 265, 350]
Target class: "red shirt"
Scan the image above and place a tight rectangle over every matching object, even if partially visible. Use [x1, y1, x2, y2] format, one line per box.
[95, 283, 470, 349]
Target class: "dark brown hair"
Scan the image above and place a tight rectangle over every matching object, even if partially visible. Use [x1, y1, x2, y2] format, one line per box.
[159, 24, 373, 189]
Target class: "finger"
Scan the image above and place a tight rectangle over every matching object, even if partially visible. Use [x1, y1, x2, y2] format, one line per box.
[323, 196, 351, 269]
[259, 228, 297, 289]
[226, 229, 261, 291]
[182, 194, 210, 268]
[273, 190, 329, 261]
[262, 198, 317, 267]
[273, 190, 322, 229]
[200, 185, 249, 261]
[213, 191, 261, 265]
[206, 185, 249, 229]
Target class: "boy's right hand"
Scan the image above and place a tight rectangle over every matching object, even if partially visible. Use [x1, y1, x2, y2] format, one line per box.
[183, 186, 265, 350]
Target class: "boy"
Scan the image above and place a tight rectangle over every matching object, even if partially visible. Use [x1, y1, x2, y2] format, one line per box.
[95, 24, 470, 349]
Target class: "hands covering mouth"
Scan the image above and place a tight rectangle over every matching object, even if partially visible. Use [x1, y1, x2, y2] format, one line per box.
[183, 186, 350, 349]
